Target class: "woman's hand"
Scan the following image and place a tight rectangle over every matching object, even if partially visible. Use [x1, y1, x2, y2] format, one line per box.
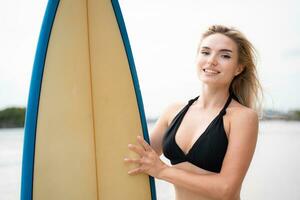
[124, 135, 168, 178]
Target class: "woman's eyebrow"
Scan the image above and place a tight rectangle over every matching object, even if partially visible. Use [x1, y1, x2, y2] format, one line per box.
[201, 46, 233, 53]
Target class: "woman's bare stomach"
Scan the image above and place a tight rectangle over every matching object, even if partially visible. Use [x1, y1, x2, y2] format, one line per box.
[172, 162, 241, 200]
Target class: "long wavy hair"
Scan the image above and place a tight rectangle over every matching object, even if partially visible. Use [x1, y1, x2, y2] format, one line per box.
[198, 25, 263, 114]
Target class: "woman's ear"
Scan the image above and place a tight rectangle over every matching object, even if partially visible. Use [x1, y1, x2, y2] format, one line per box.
[234, 64, 244, 76]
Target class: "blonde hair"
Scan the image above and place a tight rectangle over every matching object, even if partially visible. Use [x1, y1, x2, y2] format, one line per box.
[198, 25, 263, 114]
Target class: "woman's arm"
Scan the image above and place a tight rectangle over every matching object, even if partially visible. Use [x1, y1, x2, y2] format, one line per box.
[125, 108, 258, 200]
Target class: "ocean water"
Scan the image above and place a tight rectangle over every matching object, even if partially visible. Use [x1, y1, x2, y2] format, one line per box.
[1, 120, 300, 200]
[0, 128, 23, 200]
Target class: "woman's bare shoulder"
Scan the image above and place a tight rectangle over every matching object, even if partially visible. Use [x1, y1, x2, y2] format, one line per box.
[226, 100, 259, 135]
[163, 101, 187, 126]
[228, 100, 258, 118]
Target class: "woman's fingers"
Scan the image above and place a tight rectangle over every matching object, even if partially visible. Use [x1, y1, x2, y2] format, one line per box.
[124, 157, 141, 164]
[137, 135, 152, 152]
[127, 167, 143, 175]
[125, 135, 157, 176]
[128, 144, 145, 156]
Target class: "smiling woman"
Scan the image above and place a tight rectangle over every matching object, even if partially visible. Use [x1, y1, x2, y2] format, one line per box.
[125, 24, 263, 200]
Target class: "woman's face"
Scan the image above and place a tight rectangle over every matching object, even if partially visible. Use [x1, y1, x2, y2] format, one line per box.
[196, 33, 243, 87]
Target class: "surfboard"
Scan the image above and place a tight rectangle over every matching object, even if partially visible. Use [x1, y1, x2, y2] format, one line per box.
[21, 0, 156, 199]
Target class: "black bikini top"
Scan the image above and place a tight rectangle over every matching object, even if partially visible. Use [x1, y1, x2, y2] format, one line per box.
[162, 94, 232, 173]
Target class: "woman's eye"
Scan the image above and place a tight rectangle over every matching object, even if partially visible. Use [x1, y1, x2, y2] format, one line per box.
[222, 55, 231, 59]
[201, 51, 209, 55]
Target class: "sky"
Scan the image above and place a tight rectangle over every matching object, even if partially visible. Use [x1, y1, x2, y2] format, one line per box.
[1, 0, 300, 118]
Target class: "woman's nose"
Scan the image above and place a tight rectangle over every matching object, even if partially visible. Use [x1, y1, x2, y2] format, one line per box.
[207, 55, 217, 65]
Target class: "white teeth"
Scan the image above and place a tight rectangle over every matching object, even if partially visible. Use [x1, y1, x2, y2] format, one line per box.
[204, 69, 219, 74]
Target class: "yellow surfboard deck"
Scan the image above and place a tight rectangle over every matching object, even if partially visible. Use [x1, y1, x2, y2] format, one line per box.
[21, 0, 156, 199]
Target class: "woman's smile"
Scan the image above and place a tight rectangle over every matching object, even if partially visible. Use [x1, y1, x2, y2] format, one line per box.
[203, 68, 220, 75]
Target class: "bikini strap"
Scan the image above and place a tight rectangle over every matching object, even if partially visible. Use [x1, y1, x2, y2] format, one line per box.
[219, 94, 232, 116]
[188, 95, 199, 106]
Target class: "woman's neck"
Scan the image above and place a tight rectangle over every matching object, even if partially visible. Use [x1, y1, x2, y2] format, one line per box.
[196, 84, 230, 109]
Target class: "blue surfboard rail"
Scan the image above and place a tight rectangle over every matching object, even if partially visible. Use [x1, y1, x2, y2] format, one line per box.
[111, 1, 157, 199]
[20, 0, 60, 199]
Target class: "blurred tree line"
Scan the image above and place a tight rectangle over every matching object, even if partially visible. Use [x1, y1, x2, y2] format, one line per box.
[291, 110, 300, 120]
[0, 107, 25, 128]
